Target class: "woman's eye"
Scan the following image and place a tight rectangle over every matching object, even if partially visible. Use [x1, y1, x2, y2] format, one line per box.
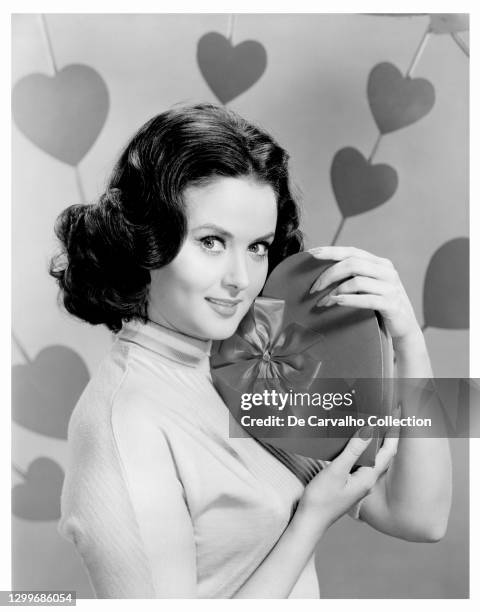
[200, 236, 225, 252]
[249, 242, 270, 257]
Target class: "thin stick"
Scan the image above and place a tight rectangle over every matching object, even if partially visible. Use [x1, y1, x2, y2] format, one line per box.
[39, 14, 58, 75]
[227, 14, 236, 44]
[331, 218, 345, 246]
[406, 27, 430, 77]
[451, 32, 469, 58]
[11, 331, 31, 364]
[12, 464, 27, 479]
[368, 133, 382, 163]
[74, 166, 86, 202]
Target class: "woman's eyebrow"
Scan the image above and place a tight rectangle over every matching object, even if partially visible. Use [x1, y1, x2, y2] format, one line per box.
[192, 223, 275, 242]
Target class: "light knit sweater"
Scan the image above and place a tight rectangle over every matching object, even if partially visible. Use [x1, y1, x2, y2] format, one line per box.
[58, 319, 363, 598]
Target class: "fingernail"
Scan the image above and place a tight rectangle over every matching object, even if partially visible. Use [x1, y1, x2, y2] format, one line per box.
[358, 425, 375, 440]
[316, 295, 333, 308]
[391, 403, 402, 419]
[310, 279, 323, 294]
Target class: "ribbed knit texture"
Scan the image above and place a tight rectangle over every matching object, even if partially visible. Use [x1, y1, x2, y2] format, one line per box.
[58, 319, 362, 599]
[254, 439, 326, 485]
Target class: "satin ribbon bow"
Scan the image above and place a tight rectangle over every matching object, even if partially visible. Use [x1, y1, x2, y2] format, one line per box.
[210, 297, 325, 413]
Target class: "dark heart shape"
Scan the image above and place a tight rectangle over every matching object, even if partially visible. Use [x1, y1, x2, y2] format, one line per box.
[367, 62, 435, 134]
[423, 237, 469, 330]
[12, 457, 64, 521]
[12, 64, 109, 165]
[197, 32, 267, 104]
[12, 345, 90, 439]
[211, 252, 395, 465]
[429, 14, 469, 34]
[331, 147, 398, 218]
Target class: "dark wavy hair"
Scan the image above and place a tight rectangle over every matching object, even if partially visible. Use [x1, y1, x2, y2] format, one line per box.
[49, 103, 304, 333]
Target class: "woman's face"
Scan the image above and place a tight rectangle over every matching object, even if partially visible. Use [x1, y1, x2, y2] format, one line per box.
[148, 176, 278, 341]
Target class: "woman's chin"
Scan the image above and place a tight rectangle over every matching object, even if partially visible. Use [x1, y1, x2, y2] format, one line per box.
[204, 325, 241, 342]
[197, 304, 252, 341]
[199, 316, 246, 342]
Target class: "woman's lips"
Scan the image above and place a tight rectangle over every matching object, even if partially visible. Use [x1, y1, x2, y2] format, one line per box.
[205, 297, 242, 317]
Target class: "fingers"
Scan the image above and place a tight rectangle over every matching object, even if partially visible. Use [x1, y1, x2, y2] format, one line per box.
[347, 429, 399, 494]
[308, 246, 392, 265]
[329, 426, 375, 475]
[310, 257, 396, 294]
[321, 293, 389, 310]
[330, 276, 390, 297]
[315, 276, 391, 308]
[372, 433, 398, 475]
[373, 412, 400, 474]
[347, 465, 378, 496]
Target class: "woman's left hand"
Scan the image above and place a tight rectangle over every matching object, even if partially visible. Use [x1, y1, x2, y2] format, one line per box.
[308, 246, 422, 348]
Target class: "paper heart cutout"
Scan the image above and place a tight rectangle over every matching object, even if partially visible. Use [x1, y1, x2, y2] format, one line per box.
[12, 345, 90, 439]
[331, 147, 398, 218]
[429, 14, 469, 34]
[212, 252, 394, 465]
[368, 62, 435, 134]
[12, 457, 64, 520]
[423, 237, 469, 329]
[197, 32, 267, 104]
[12, 64, 109, 165]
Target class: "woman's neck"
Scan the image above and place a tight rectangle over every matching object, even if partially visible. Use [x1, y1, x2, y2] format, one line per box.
[147, 308, 176, 331]
[147, 307, 211, 344]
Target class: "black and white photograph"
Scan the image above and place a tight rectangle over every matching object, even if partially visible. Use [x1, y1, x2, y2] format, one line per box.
[8, 6, 474, 604]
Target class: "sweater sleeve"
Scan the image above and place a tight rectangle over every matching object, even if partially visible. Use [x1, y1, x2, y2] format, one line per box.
[58, 397, 198, 598]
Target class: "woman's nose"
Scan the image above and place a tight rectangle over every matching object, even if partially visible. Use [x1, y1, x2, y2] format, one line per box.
[222, 252, 250, 291]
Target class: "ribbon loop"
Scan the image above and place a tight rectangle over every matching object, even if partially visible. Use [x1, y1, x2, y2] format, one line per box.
[211, 297, 326, 413]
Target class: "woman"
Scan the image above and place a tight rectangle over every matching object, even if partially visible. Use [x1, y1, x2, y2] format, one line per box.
[50, 103, 451, 598]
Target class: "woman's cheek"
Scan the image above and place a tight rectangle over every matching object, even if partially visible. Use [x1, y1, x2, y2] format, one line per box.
[176, 246, 219, 286]
[180, 267, 217, 295]
[255, 257, 269, 287]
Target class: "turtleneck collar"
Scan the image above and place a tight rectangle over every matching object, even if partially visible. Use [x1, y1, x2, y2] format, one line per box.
[118, 318, 212, 368]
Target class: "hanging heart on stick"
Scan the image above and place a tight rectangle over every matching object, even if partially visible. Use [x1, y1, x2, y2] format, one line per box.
[12, 345, 90, 439]
[330, 147, 398, 218]
[429, 14, 469, 34]
[423, 237, 469, 329]
[197, 32, 267, 104]
[12, 458, 64, 521]
[367, 62, 435, 134]
[12, 64, 109, 165]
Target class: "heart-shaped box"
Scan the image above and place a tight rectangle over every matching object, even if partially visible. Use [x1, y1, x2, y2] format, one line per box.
[210, 252, 395, 466]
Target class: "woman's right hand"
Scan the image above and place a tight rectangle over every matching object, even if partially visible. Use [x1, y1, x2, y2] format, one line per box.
[296, 425, 398, 531]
